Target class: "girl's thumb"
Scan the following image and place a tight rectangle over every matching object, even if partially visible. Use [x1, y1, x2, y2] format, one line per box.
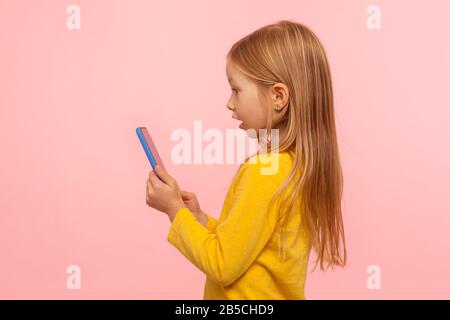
[155, 165, 168, 179]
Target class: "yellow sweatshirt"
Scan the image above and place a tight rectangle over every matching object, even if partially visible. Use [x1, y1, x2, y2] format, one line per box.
[167, 151, 311, 299]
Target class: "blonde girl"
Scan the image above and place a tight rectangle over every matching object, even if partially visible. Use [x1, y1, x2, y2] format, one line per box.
[146, 19, 347, 299]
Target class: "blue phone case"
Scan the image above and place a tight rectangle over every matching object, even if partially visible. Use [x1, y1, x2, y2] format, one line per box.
[136, 127, 159, 170]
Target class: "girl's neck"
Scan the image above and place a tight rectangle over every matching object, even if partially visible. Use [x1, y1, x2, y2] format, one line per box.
[257, 125, 288, 151]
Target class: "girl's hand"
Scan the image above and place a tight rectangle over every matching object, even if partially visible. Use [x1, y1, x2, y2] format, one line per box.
[181, 191, 208, 226]
[180, 191, 202, 216]
[146, 165, 185, 222]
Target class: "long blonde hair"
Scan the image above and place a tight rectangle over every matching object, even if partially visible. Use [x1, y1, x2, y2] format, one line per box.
[227, 20, 347, 271]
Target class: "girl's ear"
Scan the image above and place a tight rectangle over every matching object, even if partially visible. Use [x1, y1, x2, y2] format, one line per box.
[271, 83, 289, 112]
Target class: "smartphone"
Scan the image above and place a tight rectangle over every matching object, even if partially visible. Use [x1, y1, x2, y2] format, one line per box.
[136, 127, 165, 171]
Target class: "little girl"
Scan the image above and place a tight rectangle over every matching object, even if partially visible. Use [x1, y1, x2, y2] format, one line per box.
[145, 20, 347, 299]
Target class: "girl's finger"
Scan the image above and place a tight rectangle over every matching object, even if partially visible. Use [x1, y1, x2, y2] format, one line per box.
[181, 190, 194, 199]
[181, 190, 188, 198]
[146, 181, 151, 202]
[148, 170, 163, 188]
[155, 165, 176, 187]
[147, 180, 154, 193]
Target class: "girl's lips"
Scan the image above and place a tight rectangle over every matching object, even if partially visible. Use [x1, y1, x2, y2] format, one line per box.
[232, 114, 244, 128]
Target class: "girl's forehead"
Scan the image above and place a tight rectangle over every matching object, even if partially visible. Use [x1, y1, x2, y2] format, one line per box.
[226, 61, 235, 77]
[226, 62, 244, 83]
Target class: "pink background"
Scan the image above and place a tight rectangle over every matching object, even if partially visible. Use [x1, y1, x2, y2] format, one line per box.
[1, 0, 449, 299]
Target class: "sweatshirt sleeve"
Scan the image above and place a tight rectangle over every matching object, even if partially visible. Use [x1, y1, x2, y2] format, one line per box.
[166, 161, 287, 286]
[206, 215, 219, 232]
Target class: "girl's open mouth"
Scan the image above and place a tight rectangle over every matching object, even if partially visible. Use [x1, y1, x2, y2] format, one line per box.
[231, 114, 244, 128]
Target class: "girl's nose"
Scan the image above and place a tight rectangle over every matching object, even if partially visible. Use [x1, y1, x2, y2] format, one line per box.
[226, 103, 235, 111]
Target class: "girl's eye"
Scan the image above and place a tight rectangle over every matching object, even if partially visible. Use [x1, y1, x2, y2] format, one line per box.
[231, 88, 238, 94]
